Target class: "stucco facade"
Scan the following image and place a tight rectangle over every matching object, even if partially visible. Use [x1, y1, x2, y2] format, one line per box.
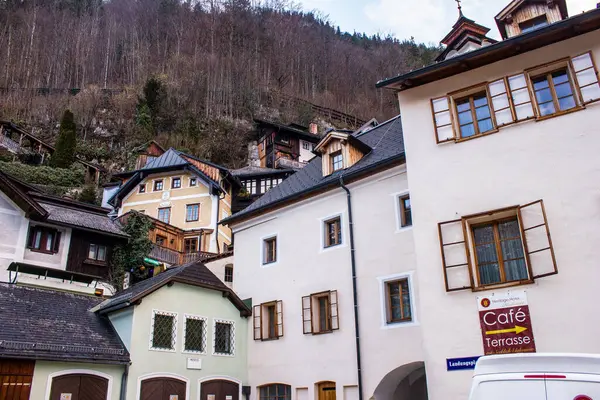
[231, 166, 424, 400]
[124, 281, 248, 400]
[396, 30, 600, 400]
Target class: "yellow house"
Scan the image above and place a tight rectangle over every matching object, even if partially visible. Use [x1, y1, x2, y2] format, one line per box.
[109, 149, 236, 259]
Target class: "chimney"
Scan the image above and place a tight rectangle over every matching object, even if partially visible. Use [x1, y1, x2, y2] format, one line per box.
[309, 123, 318, 135]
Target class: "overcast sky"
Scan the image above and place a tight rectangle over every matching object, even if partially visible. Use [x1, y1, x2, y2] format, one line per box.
[298, 0, 599, 44]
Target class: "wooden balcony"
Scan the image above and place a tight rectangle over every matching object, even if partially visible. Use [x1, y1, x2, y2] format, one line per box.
[149, 244, 217, 266]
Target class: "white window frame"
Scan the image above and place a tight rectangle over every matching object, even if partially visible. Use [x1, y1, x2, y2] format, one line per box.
[319, 212, 346, 253]
[189, 177, 198, 187]
[153, 179, 164, 192]
[138, 183, 146, 193]
[377, 272, 418, 329]
[149, 309, 178, 352]
[261, 233, 279, 267]
[171, 176, 182, 190]
[212, 318, 235, 357]
[181, 314, 208, 355]
[392, 191, 413, 233]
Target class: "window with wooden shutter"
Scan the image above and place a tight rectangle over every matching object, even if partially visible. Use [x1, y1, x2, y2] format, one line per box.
[439, 200, 557, 293]
[438, 220, 474, 292]
[276, 300, 284, 338]
[253, 305, 262, 340]
[431, 97, 455, 143]
[254, 301, 284, 341]
[571, 52, 600, 104]
[518, 200, 558, 279]
[301, 291, 339, 334]
[508, 73, 536, 121]
[488, 78, 515, 126]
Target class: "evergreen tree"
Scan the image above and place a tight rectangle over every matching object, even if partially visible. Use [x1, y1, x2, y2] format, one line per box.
[142, 77, 167, 131]
[78, 184, 99, 205]
[50, 110, 77, 168]
[110, 212, 153, 291]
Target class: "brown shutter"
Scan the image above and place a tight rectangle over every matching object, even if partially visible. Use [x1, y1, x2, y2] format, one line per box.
[276, 300, 284, 338]
[301, 295, 312, 334]
[518, 200, 558, 279]
[329, 290, 339, 331]
[253, 305, 262, 341]
[53, 231, 61, 253]
[571, 52, 600, 104]
[438, 219, 474, 292]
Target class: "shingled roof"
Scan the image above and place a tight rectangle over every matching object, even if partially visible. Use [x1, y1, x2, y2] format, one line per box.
[0, 283, 129, 364]
[94, 260, 251, 316]
[222, 115, 405, 225]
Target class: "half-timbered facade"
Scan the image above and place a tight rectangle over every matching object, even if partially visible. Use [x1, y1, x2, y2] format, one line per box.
[378, 1, 600, 399]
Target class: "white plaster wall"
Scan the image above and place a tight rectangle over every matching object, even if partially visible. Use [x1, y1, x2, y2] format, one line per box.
[126, 282, 248, 400]
[30, 361, 124, 400]
[205, 255, 234, 289]
[0, 191, 28, 283]
[299, 140, 315, 163]
[232, 166, 423, 400]
[396, 30, 600, 400]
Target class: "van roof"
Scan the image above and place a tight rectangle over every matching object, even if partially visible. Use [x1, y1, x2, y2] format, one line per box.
[474, 354, 600, 376]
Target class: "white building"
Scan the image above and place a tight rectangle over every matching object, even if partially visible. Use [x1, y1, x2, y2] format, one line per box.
[377, 0, 600, 399]
[223, 118, 426, 400]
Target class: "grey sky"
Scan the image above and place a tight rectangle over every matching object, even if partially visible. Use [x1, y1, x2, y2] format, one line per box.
[298, 0, 599, 44]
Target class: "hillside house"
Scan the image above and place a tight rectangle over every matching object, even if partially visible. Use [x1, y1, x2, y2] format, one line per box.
[0, 170, 128, 295]
[108, 148, 238, 262]
[377, 0, 600, 399]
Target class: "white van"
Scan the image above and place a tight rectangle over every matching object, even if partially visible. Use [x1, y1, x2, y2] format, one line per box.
[468, 353, 600, 400]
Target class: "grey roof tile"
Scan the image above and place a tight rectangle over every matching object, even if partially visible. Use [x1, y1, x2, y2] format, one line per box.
[0, 284, 129, 363]
[226, 116, 404, 222]
[141, 148, 189, 170]
[39, 202, 127, 237]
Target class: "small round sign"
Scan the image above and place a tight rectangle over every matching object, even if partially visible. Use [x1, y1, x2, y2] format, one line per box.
[480, 298, 491, 308]
[573, 395, 592, 400]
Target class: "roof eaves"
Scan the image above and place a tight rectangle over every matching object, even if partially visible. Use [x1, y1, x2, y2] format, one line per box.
[221, 152, 406, 226]
[376, 7, 600, 90]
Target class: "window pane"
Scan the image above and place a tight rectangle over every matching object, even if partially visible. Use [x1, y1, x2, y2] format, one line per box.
[576, 68, 598, 86]
[581, 83, 600, 102]
[215, 322, 232, 354]
[572, 53, 594, 71]
[509, 74, 527, 90]
[152, 314, 175, 349]
[458, 110, 473, 125]
[185, 318, 205, 352]
[515, 103, 535, 120]
[498, 220, 520, 238]
[435, 110, 451, 126]
[535, 87, 553, 104]
[504, 259, 529, 281]
[478, 118, 494, 133]
[389, 282, 400, 296]
[476, 243, 499, 264]
[489, 80, 507, 96]
[539, 101, 556, 116]
[475, 106, 491, 120]
[552, 71, 569, 85]
[98, 246, 106, 261]
[473, 225, 494, 244]
[501, 239, 525, 260]
[33, 230, 42, 249]
[554, 82, 573, 98]
[432, 98, 449, 112]
[495, 108, 513, 125]
[460, 123, 475, 138]
[558, 96, 576, 111]
[511, 87, 531, 105]
[46, 233, 53, 251]
[533, 77, 550, 90]
[479, 263, 502, 285]
[88, 244, 97, 259]
[473, 96, 488, 108]
[492, 94, 510, 110]
[456, 100, 471, 112]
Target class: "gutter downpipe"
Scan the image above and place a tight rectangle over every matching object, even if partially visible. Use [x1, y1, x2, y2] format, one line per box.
[119, 363, 129, 400]
[340, 175, 363, 400]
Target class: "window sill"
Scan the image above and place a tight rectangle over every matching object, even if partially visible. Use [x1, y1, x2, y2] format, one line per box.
[186, 219, 199, 223]
[471, 279, 534, 292]
[182, 349, 207, 355]
[381, 320, 419, 330]
[259, 337, 280, 342]
[311, 330, 334, 336]
[534, 105, 585, 122]
[28, 248, 56, 255]
[149, 347, 176, 353]
[454, 128, 500, 144]
[212, 352, 235, 357]
[320, 242, 347, 253]
[395, 226, 413, 234]
[84, 259, 108, 266]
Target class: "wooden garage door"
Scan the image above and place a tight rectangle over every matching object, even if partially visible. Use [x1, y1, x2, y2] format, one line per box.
[140, 377, 186, 400]
[49, 374, 108, 400]
[200, 380, 239, 400]
[0, 359, 34, 400]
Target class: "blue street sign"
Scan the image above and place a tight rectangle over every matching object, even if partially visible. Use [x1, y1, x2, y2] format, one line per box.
[446, 356, 481, 371]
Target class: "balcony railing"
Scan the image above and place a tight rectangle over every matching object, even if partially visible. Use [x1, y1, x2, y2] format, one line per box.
[0, 134, 30, 155]
[149, 244, 217, 266]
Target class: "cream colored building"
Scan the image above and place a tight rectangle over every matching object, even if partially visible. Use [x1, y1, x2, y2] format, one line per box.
[223, 120, 426, 400]
[377, 1, 600, 399]
[109, 148, 235, 256]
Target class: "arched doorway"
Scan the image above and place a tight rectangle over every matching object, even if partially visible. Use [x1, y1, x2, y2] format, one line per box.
[140, 377, 187, 400]
[317, 381, 336, 400]
[372, 362, 428, 400]
[49, 373, 109, 400]
[200, 379, 239, 400]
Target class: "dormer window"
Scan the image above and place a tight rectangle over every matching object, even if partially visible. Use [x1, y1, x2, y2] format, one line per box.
[519, 14, 548, 34]
[331, 151, 343, 172]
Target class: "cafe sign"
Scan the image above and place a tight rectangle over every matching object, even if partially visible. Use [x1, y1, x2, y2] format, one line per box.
[477, 290, 536, 355]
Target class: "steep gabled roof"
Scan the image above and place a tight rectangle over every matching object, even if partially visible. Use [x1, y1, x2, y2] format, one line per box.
[222, 115, 405, 225]
[94, 260, 251, 317]
[0, 283, 129, 364]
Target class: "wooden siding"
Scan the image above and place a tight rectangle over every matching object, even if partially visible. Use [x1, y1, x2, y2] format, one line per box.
[181, 155, 221, 183]
[504, 2, 563, 38]
[66, 229, 124, 279]
[320, 138, 365, 176]
[0, 359, 34, 400]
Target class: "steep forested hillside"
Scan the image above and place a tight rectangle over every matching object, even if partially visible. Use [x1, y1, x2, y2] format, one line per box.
[0, 0, 439, 168]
